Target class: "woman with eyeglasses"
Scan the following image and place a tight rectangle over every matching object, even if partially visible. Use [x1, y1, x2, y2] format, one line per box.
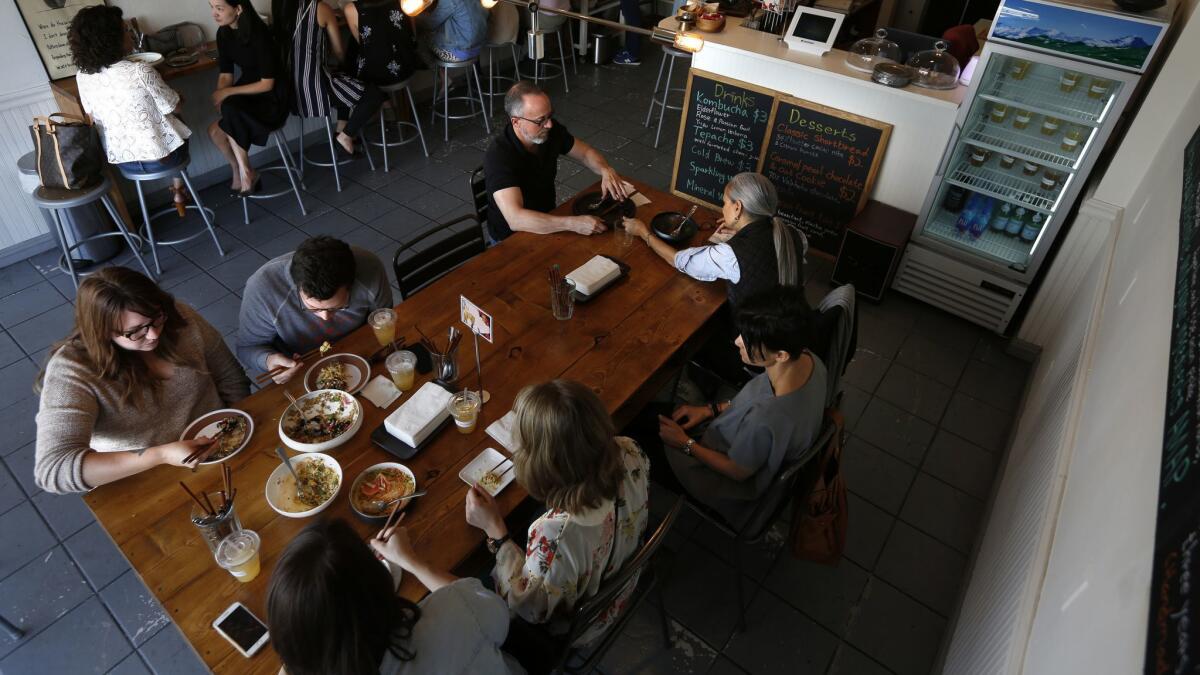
[33, 267, 250, 494]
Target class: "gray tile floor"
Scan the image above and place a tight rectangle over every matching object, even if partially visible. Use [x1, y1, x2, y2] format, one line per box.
[0, 47, 1029, 675]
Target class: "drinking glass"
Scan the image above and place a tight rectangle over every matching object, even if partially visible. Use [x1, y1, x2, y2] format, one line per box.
[618, 221, 636, 248]
[191, 494, 241, 555]
[215, 529, 261, 583]
[447, 390, 482, 434]
[385, 350, 417, 392]
[550, 278, 576, 321]
[368, 309, 397, 347]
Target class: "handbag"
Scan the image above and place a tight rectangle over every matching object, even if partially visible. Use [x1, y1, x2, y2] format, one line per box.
[29, 114, 104, 190]
[789, 409, 848, 565]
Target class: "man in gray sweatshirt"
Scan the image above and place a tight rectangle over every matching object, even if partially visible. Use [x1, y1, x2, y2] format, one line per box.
[237, 236, 393, 383]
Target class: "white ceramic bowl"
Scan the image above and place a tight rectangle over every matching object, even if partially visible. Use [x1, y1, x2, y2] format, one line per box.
[178, 409, 254, 465]
[265, 453, 342, 518]
[278, 389, 363, 453]
[349, 462, 417, 520]
[303, 353, 371, 395]
[126, 51, 164, 66]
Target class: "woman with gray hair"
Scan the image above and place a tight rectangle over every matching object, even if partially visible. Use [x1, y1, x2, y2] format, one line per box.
[623, 172, 807, 308]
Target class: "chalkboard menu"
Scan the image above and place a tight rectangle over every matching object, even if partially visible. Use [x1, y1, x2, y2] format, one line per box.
[761, 97, 891, 254]
[672, 71, 775, 207]
[1146, 123, 1200, 675]
[15, 0, 106, 80]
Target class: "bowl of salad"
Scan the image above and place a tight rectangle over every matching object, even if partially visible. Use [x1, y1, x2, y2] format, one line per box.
[278, 389, 363, 453]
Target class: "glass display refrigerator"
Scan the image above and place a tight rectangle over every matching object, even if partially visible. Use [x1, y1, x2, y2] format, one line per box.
[893, 0, 1172, 333]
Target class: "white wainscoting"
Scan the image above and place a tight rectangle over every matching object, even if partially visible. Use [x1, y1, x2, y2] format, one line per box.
[0, 84, 57, 253]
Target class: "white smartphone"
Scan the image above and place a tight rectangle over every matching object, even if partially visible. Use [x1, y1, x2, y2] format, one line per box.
[212, 602, 270, 658]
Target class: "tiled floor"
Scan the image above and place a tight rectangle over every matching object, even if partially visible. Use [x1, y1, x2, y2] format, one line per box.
[0, 45, 1030, 675]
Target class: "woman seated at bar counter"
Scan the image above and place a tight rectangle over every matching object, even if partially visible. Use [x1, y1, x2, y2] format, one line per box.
[68, 5, 193, 216]
[380, 380, 649, 652]
[33, 268, 250, 494]
[208, 0, 290, 196]
[268, 518, 522, 674]
[345, 0, 421, 87]
[637, 287, 826, 530]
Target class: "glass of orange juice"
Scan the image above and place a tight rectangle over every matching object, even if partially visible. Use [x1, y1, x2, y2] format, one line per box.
[215, 530, 261, 583]
[447, 390, 482, 434]
[368, 309, 396, 348]
[386, 350, 417, 392]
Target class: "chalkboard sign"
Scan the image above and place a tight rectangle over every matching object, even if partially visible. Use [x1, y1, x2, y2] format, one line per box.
[760, 96, 891, 254]
[14, 0, 107, 80]
[672, 71, 775, 207]
[1146, 122, 1200, 675]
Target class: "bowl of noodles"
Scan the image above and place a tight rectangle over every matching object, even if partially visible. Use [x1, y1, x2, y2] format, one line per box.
[278, 389, 363, 453]
[265, 453, 342, 518]
[349, 462, 417, 521]
[179, 409, 254, 465]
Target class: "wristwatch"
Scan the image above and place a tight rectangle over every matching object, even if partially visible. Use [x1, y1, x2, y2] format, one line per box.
[486, 533, 510, 555]
[683, 438, 696, 456]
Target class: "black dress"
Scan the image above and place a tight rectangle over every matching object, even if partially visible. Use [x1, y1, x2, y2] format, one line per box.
[217, 23, 290, 149]
[352, 1, 420, 85]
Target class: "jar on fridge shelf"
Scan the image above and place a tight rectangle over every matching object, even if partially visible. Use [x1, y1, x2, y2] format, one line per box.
[1013, 109, 1033, 130]
[1010, 59, 1031, 79]
[999, 154, 1017, 170]
[1088, 78, 1111, 99]
[942, 185, 969, 212]
[1041, 116, 1061, 136]
[1060, 71, 1081, 92]
[1041, 170, 1062, 192]
[968, 147, 988, 167]
[990, 103, 1009, 123]
[1061, 127, 1084, 153]
[1021, 160, 1040, 176]
[1007, 207, 1028, 237]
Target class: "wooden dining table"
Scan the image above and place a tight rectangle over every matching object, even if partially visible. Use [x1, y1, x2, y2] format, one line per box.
[82, 178, 726, 674]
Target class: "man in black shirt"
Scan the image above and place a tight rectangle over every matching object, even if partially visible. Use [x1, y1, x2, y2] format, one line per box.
[483, 81, 630, 241]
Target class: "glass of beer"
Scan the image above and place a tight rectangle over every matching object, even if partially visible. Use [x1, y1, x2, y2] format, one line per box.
[385, 350, 418, 392]
[447, 390, 482, 434]
[215, 529, 261, 583]
[368, 309, 396, 348]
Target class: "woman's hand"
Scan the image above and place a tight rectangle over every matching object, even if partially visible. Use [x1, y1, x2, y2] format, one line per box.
[211, 88, 230, 109]
[657, 415, 692, 449]
[370, 520, 422, 571]
[622, 217, 650, 242]
[152, 437, 217, 468]
[671, 404, 713, 430]
[465, 485, 507, 540]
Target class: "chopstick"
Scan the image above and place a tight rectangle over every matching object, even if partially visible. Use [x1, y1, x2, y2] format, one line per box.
[253, 345, 324, 384]
[415, 324, 439, 355]
[182, 435, 220, 467]
[180, 481, 212, 518]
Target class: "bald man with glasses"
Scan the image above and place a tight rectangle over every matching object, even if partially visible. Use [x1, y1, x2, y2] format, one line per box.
[483, 81, 630, 242]
[237, 235, 392, 384]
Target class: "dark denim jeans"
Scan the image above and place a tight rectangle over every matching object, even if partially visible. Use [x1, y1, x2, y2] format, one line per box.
[115, 140, 189, 176]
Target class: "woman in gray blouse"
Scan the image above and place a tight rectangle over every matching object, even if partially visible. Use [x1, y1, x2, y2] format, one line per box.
[649, 287, 827, 529]
[34, 267, 250, 494]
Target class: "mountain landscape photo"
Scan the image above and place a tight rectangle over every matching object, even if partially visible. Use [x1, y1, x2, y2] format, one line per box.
[993, 0, 1162, 69]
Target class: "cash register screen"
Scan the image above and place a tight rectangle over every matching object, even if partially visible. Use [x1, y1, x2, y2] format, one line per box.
[791, 12, 837, 43]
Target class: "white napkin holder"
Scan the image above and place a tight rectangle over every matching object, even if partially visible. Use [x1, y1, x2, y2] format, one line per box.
[384, 381, 453, 447]
[567, 255, 622, 296]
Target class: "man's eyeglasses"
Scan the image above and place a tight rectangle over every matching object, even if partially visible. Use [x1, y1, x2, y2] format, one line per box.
[515, 113, 554, 128]
[118, 313, 167, 341]
[301, 300, 351, 315]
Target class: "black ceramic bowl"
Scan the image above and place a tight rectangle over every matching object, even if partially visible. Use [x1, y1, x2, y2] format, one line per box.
[572, 191, 636, 227]
[650, 211, 698, 245]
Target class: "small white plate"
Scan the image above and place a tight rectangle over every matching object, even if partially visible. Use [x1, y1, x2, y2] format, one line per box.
[126, 52, 164, 66]
[458, 447, 515, 497]
[304, 353, 370, 395]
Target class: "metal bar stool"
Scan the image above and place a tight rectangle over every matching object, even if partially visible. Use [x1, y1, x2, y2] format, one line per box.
[520, 25, 572, 93]
[644, 45, 691, 148]
[297, 112, 376, 193]
[364, 77, 428, 173]
[481, 41, 521, 117]
[241, 129, 307, 225]
[430, 58, 491, 143]
[33, 174, 154, 289]
[118, 156, 223, 276]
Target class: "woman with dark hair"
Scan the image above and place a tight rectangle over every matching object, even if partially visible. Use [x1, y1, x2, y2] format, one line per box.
[344, 0, 421, 86]
[68, 5, 192, 216]
[267, 518, 522, 674]
[639, 286, 827, 529]
[208, 0, 289, 196]
[416, 0, 487, 63]
[33, 267, 250, 494]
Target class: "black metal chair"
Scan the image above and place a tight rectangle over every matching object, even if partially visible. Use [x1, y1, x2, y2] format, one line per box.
[682, 421, 838, 633]
[392, 214, 487, 301]
[513, 496, 683, 675]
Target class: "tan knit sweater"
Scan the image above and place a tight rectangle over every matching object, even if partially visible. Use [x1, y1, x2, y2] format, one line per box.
[34, 302, 250, 494]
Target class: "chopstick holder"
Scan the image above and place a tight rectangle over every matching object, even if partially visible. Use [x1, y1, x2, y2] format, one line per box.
[384, 382, 453, 447]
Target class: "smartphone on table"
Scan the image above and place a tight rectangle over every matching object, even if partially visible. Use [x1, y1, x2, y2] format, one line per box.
[213, 601, 269, 658]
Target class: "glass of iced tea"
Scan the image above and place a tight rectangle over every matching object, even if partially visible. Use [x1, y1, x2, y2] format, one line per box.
[368, 309, 396, 348]
[215, 529, 261, 583]
[386, 350, 417, 392]
[447, 390, 482, 435]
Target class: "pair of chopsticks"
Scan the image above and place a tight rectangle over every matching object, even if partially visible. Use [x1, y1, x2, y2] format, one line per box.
[182, 431, 224, 468]
[416, 325, 461, 356]
[254, 344, 324, 385]
[548, 264, 571, 308]
[180, 465, 236, 520]
[478, 455, 514, 485]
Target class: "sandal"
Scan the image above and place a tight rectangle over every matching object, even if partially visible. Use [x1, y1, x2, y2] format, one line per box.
[168, 185, 188, 218]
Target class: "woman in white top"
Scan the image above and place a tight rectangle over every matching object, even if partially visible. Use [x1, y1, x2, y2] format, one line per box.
[68, 6, 192, 216]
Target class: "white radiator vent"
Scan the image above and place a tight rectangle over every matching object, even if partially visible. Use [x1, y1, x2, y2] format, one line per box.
[893, 245, 1025, 333]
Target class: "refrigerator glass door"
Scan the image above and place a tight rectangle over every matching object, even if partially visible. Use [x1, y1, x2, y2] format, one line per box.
[920, 49, 1124, 271]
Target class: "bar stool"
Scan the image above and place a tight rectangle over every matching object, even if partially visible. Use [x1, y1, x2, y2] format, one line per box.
[297, 112, 376, 193]
[364, 77, 428, 173]
[33, 175, 155, 289]
[481, 41, 521, 117]
[430, 58, 491, 143]
[644, 45, 691, 148]
[520, 25, 572, 93]
[241, 129, 307, 226]
[118, 156, 223, 276]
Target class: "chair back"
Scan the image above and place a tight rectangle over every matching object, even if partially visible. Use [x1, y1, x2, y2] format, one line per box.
[737, 419, 837, 542]
[815, 284, 858, 408]
[392, 214, 486, 301]
[470, 166, 488, 225]
[559, 497, 683, 649]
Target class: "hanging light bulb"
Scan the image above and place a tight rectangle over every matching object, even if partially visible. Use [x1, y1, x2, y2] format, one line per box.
[673, 31, 704, 53]
[480, 0, 499, 7]
[400, 0, 432, 16]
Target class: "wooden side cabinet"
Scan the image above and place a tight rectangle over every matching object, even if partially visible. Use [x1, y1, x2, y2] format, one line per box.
[831, 200, 916, 301]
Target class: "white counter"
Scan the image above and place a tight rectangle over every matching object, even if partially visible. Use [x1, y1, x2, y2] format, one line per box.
[667, 18, 966, 215]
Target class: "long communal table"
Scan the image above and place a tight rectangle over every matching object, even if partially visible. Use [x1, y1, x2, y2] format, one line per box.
[82, 178, 725, 673]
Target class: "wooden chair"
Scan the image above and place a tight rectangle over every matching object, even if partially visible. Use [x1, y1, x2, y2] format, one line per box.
[513, 496, 683, 675]
[392, 214, 486, 301]
[682, 420, 838, 633]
